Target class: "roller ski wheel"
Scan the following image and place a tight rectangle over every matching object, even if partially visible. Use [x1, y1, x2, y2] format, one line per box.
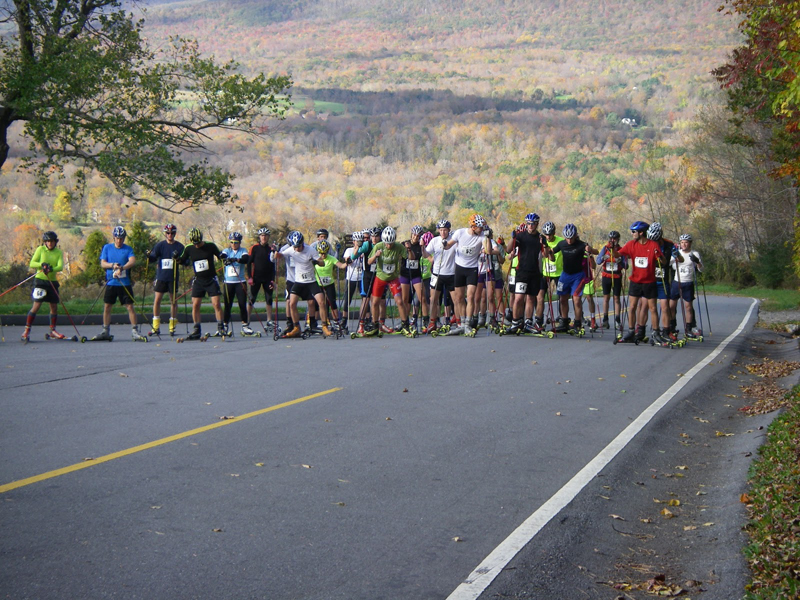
[132, 333, 149, 343]
[241, 331, 262, 338]
[148, 328, 161, 337]
[45, 332, 81, 342]
[175, 333, 209, 343]
[613, 333, 639, 346]
[90, 333, 114, 342]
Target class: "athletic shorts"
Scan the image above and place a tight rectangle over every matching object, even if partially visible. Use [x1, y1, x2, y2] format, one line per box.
[454, 264, 479, 288]
[320, 284, 338, 310]
[291, 281, 321, 302]
[105, 284, 135, 305]
[583, 280, 596, 296]
[540, 276, 558, 292]
[372, 277, 402, 299]
[153, 280, 176, 294]
[284, 280, 294, 300]
[656, 280, 676, 301]
[31, 280, 59, 304]
[671, 281, 695, 302]
[399, 275, 423, 286]
[601, 276, 622, 297]
[556, 271, 587, 297]
[628, 281, 657, 299]
[191, 277, 221, 299]
[513, 269, 541, 296]
[431, 273, 455, 293]
[249, 280, 274, 305]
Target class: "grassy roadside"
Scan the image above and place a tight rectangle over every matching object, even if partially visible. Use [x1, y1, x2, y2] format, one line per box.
[743, 384, 800, 599]
[703, 284, 800, 313]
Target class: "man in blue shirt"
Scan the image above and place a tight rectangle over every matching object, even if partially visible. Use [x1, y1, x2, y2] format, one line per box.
[93, 226, 146, 341]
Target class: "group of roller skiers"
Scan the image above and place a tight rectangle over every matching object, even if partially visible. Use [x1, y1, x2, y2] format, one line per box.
[19, 214, 705, 346]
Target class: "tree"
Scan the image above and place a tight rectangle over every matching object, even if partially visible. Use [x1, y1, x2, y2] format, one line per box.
[80, 230, 108, 284]
[53, 186, 74, 223]
[126, 220, 155, 285]
[0, 1, 292, 214]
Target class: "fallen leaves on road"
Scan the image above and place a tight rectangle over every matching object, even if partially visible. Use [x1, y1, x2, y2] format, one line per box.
[740, 359, 800, 415]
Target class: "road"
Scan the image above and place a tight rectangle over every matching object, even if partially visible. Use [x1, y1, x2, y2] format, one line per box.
[0, 295, 758, 599]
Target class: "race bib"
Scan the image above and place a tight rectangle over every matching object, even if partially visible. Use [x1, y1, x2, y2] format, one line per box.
[226, 265, 239, 279]
[514, 281, 528, 294]
[384, 264, 395, 274]
[655, 267, 664, 279]
[114, 269, 128, 279]
[545, 262, 557, 273]
[606, 262, 619, 273]
[194, 259, 209, 273]
[406, 259, 419, 270]
[299, 271, 312, 282]
[556, 281, 564, 293]
[679, 265, 692, 277]
[508, 275, 516, 285]
[161, 258, 174, 270]
[370, 263, 376, 272]
[320, 276, 332, 285]
[430, 274, 438, 287]
[32, 287, 47, 300]
[634, 257, 648, 269]
[460, 246, 474, 255]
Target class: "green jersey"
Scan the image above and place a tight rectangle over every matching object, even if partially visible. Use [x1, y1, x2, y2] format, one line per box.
[369, 242, 407, 282]
[542, 236, 565, 278]
[314, 255, 337, 287]
[421, 256, 432, 280]
[30, 245, 64, 283]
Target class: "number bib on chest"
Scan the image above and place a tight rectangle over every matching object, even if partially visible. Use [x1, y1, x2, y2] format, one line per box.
[605, 262, 618, 273]
[679, 265, 692, 278]
[634, 256, 648, 269]
[298, 271, 313, 282]
[161, 258, 174, 270]
[226, 265, 239, 279]
[383, 263, 395, 274]
[545, 262, 558, 274]
[406, 259, 419, 270]
[655, 267, 664, 279]
[320, 276, 332, 286]
[194, 259, 209, 273]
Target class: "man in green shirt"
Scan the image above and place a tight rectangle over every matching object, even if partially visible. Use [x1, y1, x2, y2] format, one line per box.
[367, 227, 415, 336]
[23, 231, 65, 342]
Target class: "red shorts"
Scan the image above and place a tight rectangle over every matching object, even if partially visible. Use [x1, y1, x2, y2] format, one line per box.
[372, 277, 402, 298]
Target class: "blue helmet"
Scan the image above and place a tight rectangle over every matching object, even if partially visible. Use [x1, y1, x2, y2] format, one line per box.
[630, 221, 649, 232]
[288, 231, 304, 247]
[436, 219, 451, 229]
[112, 225, 126, 239]
[524, 212, 540, 224]
[228, 231, 243, 242]
[563, 223, 577, 239]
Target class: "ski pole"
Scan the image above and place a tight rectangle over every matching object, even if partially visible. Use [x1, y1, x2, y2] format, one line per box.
[80, 280, 110, 326]
[0, 273, 37, 299]
[694, 270, 705, 336]
[46, 277, 87, 342]
[700, 273, 711, 334]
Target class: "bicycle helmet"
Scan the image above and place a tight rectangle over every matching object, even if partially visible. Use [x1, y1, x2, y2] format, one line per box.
[608, 230, 621, 240]
[316, 228, 329, 238]
[679, 233, 692, 242]
[381, 227, 396, 243]
[317, 239, 330, 254]
[288, 231, 304, 247]
[112, 225, 126, 239]
[163, 223, 177, 235]
[469, 214, 486, 229]
[42, 231, 59, 243]
[646, 222, 663, 241]
[410, 225, 424, 236]
[630, 220, 649, 232]
[421, 231, 433, 246]
[436, 219, 451, 229]
[563, 223, 577, 239]
[369, 227, 381, 237]
[352, 231, 363, 243]
[257, 227, 271, 236]
[229, 231, 243, 242]
[188, 227, 203, 243]
[524, 212, 540, 224]
[541, 221, 555, 235]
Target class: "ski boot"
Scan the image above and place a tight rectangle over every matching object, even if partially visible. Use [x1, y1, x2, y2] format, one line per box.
[589, 317, 599, 332]
[489, 315, 501, 334]
[566, 319, 585, 337]
[91, 328, 114, 342]
[445, 324, 465, 336]
[149, 317, 162, 337]
[686, 324, 704, 342]
[553, 317, 570, 333]
[21, 326, 31, 343]
[476, 313, 486, 330]
[614, 328, 639, 345]
[423, 319, 439, 335]
[321, 322, 333, 337]
[399, 321, 417, 338]
[650, 328, 673, 348]
[47, 329, 67, 339]
[169, 318, 178, 337]
[602, 315, 610, 329]
[132, 328, 148, 342]
[501, 318, 522, 336]
[241, 324, 260, 337]
[176, 325, 205, 342]
[635, 325, 647, 344]
[283, 325, 302, 339]
[379, 321, 395, 334]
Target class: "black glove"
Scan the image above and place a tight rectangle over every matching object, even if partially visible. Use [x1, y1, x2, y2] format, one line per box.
[346, 257, 353, 265]
[271, 244, 278, 253]
[224, 258, 235, 266]
[41, 262, 52, 274]
[690, 254, 700, 264]
[219, 252, 228, 260]
[172, 250, 181, 259]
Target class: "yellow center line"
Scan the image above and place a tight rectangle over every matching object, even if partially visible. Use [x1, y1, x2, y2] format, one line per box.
[0, 387, 342, 494]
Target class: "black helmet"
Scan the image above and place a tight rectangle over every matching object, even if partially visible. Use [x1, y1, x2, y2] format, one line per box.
[42, 231, 59, 243]
[316, 228, 329, 238]
[608, 230, 621, 240]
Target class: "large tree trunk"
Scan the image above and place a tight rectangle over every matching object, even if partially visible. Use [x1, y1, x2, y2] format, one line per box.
[0, 106, 12, 170]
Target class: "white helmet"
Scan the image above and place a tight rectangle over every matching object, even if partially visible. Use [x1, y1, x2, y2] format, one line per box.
[381, 227, 396, 243]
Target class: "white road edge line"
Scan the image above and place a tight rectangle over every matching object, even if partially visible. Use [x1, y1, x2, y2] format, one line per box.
[448, 298, 758, 600]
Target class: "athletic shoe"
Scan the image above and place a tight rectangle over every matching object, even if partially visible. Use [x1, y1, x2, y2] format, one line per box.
[242, 324, 255, 335]
[48, 329, 67, 339]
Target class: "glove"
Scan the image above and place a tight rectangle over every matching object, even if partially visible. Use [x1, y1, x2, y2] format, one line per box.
[690, 254, 700, 264]
[671, 248, 680, 258]
[172, 250, 181, 259]
[41, 262, 52, 274]
[346, 257, 353, 265]
[271, 244, 278, 253]
[219, 252, 228, 260]
[486, 228, 493, 239]
[224, 258, 235, 266]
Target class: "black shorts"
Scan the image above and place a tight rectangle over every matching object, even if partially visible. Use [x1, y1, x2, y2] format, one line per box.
[540, 276, 558, 292]
[290, 281, 321, 302]
[454, 264, 479, 288]
[192, 277, 221, 299]
[285, 280, 294, 300]
[513, 269, 541, 296]
[601, 276, 623, 296]
[31, 280, 59, 304]
[249, 280, 274, 304]
[431, 273, 455, 293]
[628, 281, 657, 300]
[105, 284, 134, 305]
[153, 280, 177, 294]
[320, 284, 338, 310]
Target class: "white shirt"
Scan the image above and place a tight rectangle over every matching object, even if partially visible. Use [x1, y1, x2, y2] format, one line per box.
[279, 244, 296, 282]
[343, 247, 362, 281]
[426, 236, 456, 276]
[451, 228, 487, 269]
[670, 249, 702, 283]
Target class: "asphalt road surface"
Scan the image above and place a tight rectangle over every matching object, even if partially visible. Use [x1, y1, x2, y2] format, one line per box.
[0, 295, 758, 599]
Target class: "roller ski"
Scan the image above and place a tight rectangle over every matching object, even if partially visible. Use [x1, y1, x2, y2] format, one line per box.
[350, 322, 383, 339]
[517, 319, 555, 338]
[613, 327, 640, 346]
[209, 324, 230, 339]
[175, 325, 209, 343]
[498, 318, 522, 336]
[89, 329, 114, 342]
[21, 326, 31, 344]
[131, 328, 149, 343]
[398, 321, 418, 338]
[279, 324, 305, 340]
[148, 317, 163, 339]
[241, 324, 261, 338]
[444, 324, 465, 336]
[686, 327, 704, 342]
[45, 329, 84, 342]
[584, 317, 601, 333]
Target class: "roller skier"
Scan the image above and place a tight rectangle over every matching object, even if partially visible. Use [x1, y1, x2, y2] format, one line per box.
[22, 231, 66, 343]
[146, 224, 184, 337]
